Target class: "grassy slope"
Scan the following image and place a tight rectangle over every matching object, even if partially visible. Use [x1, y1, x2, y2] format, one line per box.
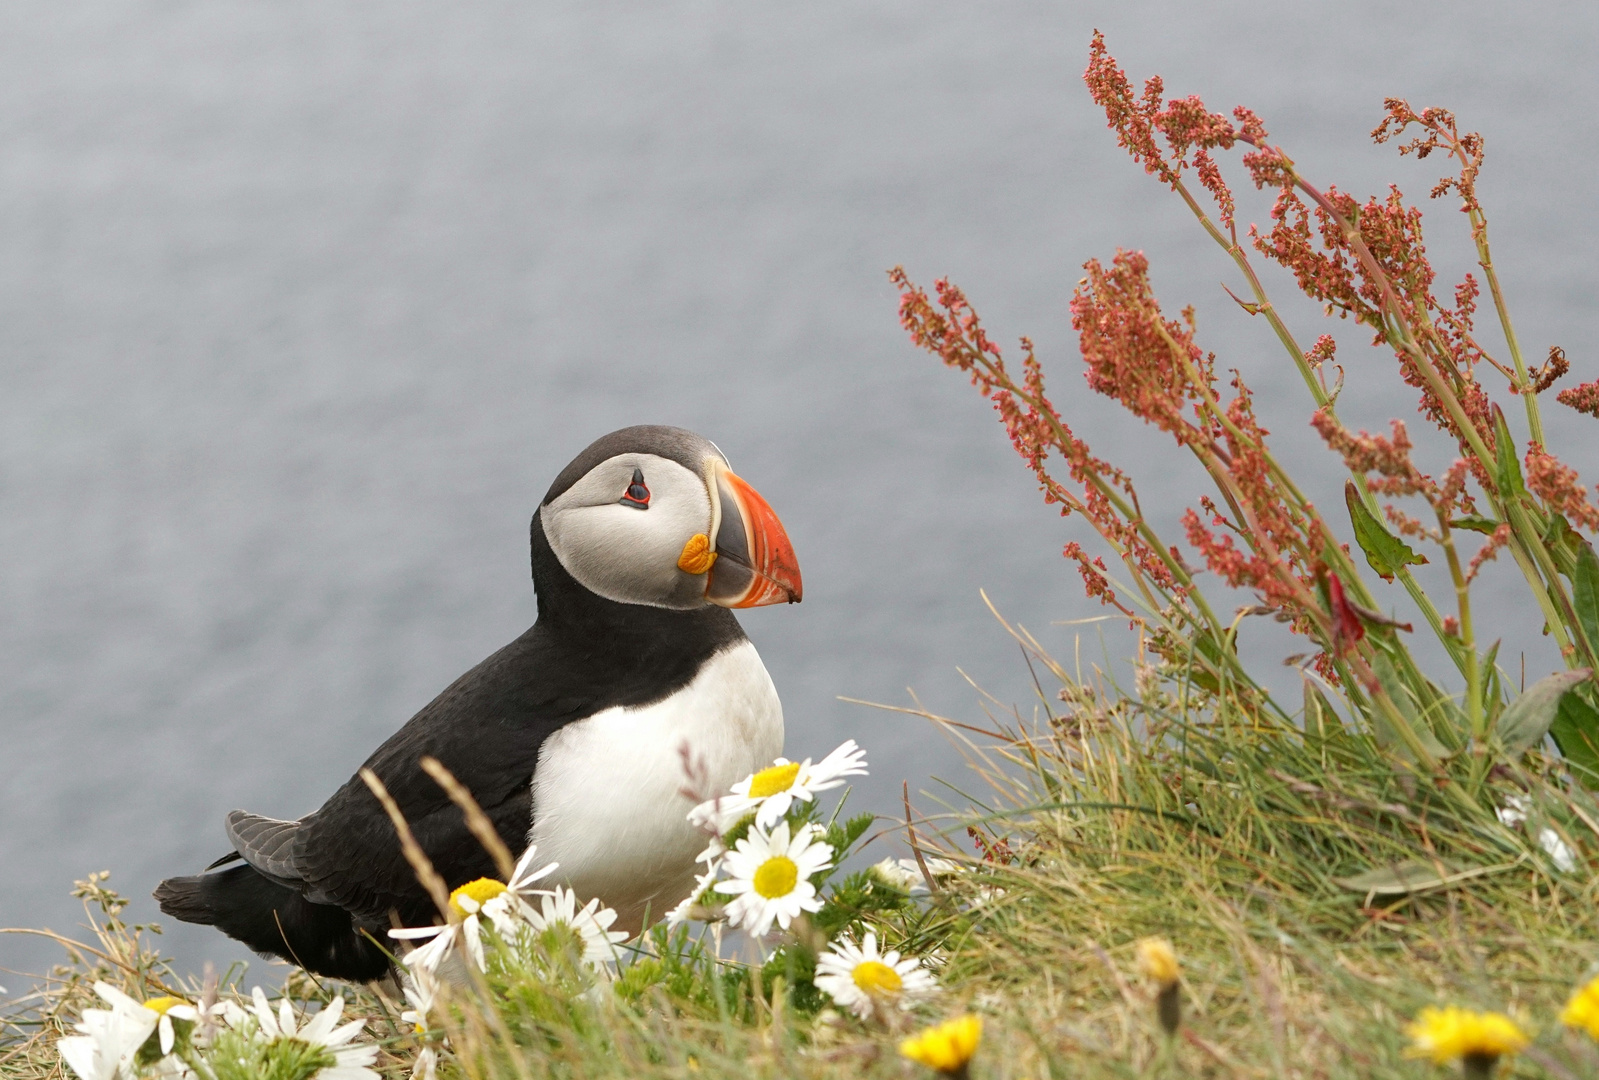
[6, 637, 1599, 1080]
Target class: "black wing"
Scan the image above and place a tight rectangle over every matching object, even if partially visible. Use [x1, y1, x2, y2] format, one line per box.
[292, 624, 581, 926]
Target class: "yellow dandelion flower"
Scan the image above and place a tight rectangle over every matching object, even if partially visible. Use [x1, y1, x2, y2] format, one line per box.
[1561, 974, 1599, 1040]
[1135, 937, 1179, 987]
[1405, 1006, 1528, 1068]
[899, 1014, 982, 1077]
[1134, 938, 1183, 1035]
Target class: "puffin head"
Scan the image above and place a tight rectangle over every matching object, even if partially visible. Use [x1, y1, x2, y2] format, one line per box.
[537, 425, 802, 611]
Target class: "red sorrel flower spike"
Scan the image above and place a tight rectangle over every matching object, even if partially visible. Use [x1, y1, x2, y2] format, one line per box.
[1072, 249, 1216, 443]
[890, 265, 1181, 612]
[1084, 34, 1243, 228]
[1373, 99, 1485, 225]
[1084, 31, 1177, 185]
[1528, 346, 1569, 395]
[1466, 523, 1513, 583]
[1556, 379, 1599, 418]
[1304, 335, 1337, 369]
[1525, 444, 1599, 533]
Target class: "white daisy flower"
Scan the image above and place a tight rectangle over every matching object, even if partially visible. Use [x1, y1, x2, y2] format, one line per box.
[690, 741, 868, 833]
[390, 915, 466, 973]
[60, 983, 215, 1080]
[504, 843, 562, 909]
[714, 821, 833, 937]
[58, 1021, 136, 1080]
[814, 931, 937, 1019]
[244, 988, 379, 1080]
[389, 878, 509, 971]
[389, 847, 559, 972]
[869, 856, 963, 893]
[396, 969, 444, 1079]
[869, 857, 922, 892]
[95, 987, 202, 1058]
[526, 885, 628, 969]
[59, 992, 157, 1080]
[398, 968, 439, 1035]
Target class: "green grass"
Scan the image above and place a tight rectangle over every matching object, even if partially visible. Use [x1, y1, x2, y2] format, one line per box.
[9, 623, 1599, 1080]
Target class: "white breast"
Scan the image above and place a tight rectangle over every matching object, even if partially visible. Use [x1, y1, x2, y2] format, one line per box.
[527, 639, 783, 931]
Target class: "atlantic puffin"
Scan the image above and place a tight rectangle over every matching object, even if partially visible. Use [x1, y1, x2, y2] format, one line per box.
[155, 425, 801, 980]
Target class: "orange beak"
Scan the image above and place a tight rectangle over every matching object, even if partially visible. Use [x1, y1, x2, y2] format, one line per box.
[705, 464, 802, 607]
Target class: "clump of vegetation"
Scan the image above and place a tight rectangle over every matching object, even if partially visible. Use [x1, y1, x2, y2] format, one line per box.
[10, 33, 1599, 1079]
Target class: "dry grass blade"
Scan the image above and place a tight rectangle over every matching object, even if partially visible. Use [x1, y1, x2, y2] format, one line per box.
[359, 767, 453, 920]
[902, 781, 940, 895]
[420, 755, 517, 881]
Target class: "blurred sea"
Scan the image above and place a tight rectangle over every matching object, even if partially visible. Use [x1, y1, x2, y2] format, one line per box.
[3, 1, 1596, 979]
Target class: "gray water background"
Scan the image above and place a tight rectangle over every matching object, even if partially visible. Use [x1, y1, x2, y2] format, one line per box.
[4, 1, 1596, 982]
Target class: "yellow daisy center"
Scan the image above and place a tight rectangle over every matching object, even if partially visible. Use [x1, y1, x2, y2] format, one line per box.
[748, 761, 801, 798]
[852, 960, 904, 997]
[449, 877, 508, 917]
[142, 996, 187, 1016]
[752, 855, 799, 898]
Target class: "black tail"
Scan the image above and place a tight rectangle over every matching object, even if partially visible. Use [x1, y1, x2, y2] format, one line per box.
[155, 864, 392, 982]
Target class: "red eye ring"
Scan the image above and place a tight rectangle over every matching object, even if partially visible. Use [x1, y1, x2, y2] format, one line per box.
[620, 468, 650, 509]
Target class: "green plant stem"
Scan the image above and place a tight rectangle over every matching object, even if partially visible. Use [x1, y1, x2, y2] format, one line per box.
[967, 378, 1251, 699]
[972, 353, 1245, 662]
[1155, 320, 1340, 646]
[1503, 503, 1586, 663]
[1281, 166, 1597, 679]
[1167, 175, 1465, 680]
[1461, 190, 1544, 444]
[1435, 515, 1483, 738]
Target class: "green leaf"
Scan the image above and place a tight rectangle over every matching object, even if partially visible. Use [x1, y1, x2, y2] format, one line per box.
[1344, 481, 1427, 581]
[1574, 541, 1599, 657]
[1551, 687, 1599, 786]
[1496, 668, 1594, 752]
[1481, 639, 1505, 728]
[1492, 407, 1525, 499]
[1450, 515, 1501, 536]
[1333, 857, 1513, 897]
[1369, 652, 1449, 760]
[1333, 858, 1463, 896]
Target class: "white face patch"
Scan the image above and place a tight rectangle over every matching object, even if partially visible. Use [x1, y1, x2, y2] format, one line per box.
[541, 453, 713, 609]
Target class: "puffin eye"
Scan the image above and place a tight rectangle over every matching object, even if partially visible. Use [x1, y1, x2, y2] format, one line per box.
[620, 468, 650, 510]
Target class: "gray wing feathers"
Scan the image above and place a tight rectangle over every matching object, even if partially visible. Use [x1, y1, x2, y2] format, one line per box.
[224, 810, 306, 884]
[223, 810, 340, 905]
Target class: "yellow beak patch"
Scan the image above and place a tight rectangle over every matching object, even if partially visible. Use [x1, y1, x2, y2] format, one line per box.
[677, 533, 718, 575]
